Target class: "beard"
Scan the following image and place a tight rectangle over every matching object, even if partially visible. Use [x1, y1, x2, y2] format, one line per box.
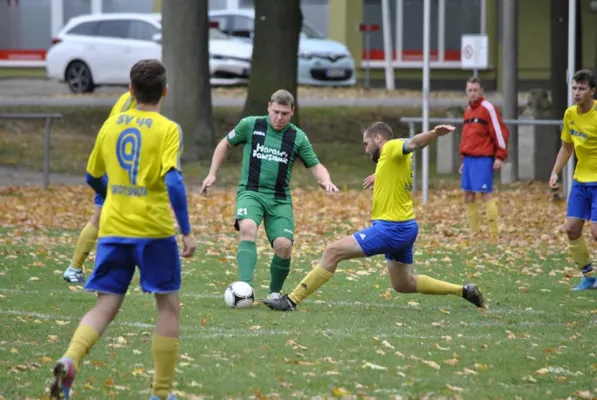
[370, 147, 381, 163]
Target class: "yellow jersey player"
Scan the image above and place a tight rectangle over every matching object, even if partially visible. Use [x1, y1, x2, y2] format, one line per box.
[62, 91, 137, 283]
[264, 121, 486, 312]
[49, 59, 196, 400]
[550, 69, 597, 291]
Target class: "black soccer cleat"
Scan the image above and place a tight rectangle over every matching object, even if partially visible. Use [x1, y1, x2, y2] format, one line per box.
[463, 284, 486, 309]
[263, 294, 296, 312]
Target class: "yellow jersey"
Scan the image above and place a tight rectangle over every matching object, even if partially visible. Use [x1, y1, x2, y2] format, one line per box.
[371, 139, 415, 221]
[109, 92, 137, 118]
[561, 101, 597, 183]
[87, 109, 183, 239]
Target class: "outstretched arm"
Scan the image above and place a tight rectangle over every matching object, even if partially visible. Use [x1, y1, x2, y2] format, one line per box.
[200, 138, 233, 195]
[310, 163, 339, 192]
[403, 125, 455, 154]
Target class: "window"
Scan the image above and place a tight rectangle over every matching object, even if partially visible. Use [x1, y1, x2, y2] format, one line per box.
[67, 21, 99, 36]
[302, 21, 325, 39]
[230, 16, 254, 38]
[128, 20, 159, 41]
[96, 20, 130, 39]
[362, 0, 484, 68]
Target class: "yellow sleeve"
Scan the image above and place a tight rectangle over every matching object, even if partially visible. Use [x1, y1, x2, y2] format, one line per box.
[386, 139, 407, 158]
[561, 109, 572, 143]
[86, 127, 106, 177]
[161, 123, 183, 176]
[108, 93, 134, 118]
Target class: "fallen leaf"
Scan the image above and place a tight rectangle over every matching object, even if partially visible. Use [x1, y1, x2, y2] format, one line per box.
[362, 361, 387, 370]
[446, 384, 463, 392]
[422, 360, 441, 370]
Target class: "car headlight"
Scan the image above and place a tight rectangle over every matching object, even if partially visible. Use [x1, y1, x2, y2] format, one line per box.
[299, 52, 314, 60]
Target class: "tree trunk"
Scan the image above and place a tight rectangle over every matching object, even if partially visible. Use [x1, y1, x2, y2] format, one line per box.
[161, 0, 215, 161]
[550, 0, 568, 122]
[242, 0, 302, 125]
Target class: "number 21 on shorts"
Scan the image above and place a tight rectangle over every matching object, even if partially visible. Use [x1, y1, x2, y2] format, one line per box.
[116, 128, 142, 185]
[237, 208, 248, 217]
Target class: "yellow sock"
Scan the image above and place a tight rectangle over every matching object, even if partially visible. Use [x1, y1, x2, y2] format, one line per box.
[416, 275, 463, 296]
[289, 265, 333, 305]
[568, 236, 593, 276]
[71, 223, 99, 269]
[152, 335, 180, 399]
[63, 325, 100, 370]
[485, 198, 499, 235]
[465, 203, 480, 234]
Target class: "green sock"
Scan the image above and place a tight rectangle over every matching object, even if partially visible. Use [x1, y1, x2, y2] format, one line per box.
[237, 240, 257, 286]
[269, 255, 291, 293]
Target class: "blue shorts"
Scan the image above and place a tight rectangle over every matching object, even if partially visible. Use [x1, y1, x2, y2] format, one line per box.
[461, 156, 494, 193]
[566, 181, 597, 222]
[353, 220, 418, 264]
[94, 193, 104, 207]
[85, 236, 181, 295]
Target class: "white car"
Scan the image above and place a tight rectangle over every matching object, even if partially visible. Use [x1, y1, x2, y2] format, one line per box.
[209, 9, 356, 87]
[46, 13, 252, 93]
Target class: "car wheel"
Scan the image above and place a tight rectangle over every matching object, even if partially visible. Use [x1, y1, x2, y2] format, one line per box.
[65, 61, 95, 93]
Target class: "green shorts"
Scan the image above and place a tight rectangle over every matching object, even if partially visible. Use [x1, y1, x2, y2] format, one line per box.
[234, 191, 295, 244]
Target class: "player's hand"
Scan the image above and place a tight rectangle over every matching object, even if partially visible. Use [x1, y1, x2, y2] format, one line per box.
[199, 175, 216, 196]
[493, 159, 503, 170]
[549, 173, 559, 189]
[363, 174, 375, 190]
[319, 180, 339, 193]
[180, 233, 196, 258]
[432, 125, 456, 136]
[458, 163, 463, 175]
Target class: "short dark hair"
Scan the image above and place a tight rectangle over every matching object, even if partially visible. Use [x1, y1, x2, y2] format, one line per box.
[364, 121, 393, 140]
[466, 77, 483, 88]
[130, 59, 166, 104]
[270, 89, 295, 107]
[573, 69, 596, 89]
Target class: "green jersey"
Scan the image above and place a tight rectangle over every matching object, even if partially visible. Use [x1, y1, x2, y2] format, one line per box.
[226, 116, 320, 201]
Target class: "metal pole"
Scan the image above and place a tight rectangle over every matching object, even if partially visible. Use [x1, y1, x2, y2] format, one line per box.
[43, 118, 52, 190]
[501, 0, 518, 184]
[381, 0, 395, 90]
[480, 0, 487, 35]
[409, 122, 417, 192]
[565, 0, 576, 199]
[422, 0, 431, 205]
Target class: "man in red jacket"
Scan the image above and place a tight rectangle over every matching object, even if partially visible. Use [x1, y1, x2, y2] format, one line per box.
[459, 77, 509, 236]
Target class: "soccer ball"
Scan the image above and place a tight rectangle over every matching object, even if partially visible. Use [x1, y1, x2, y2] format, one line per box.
[224, 281, 255, 309]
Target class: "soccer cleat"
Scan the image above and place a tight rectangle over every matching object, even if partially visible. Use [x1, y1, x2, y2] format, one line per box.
[264, 292, 281, 301]
[149, 395, 177, 400]
[263, 294, 296, 312]
[462, 284, 486, 309]
[49, 358, 76, 400]
[63, 266, 85, 284]
[571, 276, 597, 291]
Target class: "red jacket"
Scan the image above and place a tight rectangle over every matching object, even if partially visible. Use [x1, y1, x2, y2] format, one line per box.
[459, 97, 509, 161]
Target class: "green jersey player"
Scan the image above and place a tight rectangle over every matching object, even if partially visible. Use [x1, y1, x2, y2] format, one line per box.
[200, 89, 338, 299]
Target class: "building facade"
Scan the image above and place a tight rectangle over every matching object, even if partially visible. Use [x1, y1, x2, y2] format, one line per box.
[2, 0, 596, 90]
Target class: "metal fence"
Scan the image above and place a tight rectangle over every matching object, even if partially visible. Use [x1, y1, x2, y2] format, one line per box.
[0, 113, 63, 190]
[400, 117, 567, 205]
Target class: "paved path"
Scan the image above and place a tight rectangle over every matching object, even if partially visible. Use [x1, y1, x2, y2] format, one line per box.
[0, 78, 528, 108]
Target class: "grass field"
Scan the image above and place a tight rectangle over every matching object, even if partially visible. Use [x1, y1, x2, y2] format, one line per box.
[1, 184, 596, 400]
